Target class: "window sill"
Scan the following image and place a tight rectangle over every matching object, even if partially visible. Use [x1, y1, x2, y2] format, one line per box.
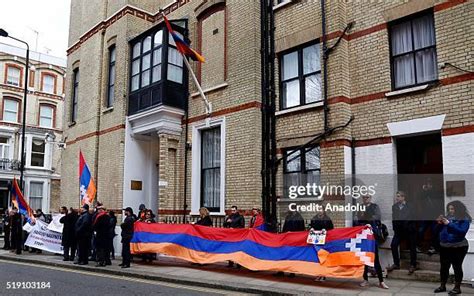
[273, 0, 293, 11]
[276, 101, 323, 116]
[190, 82, 228, 98]
[102, 106, 114, 114]
[385, 84, 431, 98]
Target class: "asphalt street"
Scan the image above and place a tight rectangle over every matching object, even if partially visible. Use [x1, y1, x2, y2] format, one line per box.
[0, 260, 248, 296]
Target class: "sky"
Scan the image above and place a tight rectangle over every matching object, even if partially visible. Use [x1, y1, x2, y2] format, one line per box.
[0, 0, 71, 58]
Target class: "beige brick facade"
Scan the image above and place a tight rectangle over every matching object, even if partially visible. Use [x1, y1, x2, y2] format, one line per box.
[62, 0, 473, 228]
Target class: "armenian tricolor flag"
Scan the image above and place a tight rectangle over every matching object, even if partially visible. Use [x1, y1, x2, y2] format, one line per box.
[163, 15, 205, 63]
[79, 151, 96, 206]
[10, 177, 35, 223]
[131, 223, 375, 278]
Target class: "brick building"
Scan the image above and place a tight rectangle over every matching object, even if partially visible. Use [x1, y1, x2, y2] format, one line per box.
[0, 43, 65, 213]
[62, 0, 472, 279]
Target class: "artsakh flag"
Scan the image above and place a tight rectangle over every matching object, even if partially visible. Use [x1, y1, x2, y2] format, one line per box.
[163, 15, 205, 63]
[79, 151, 96, 206]
[131, 223, 375, 278]
[11, 177, 35, 223]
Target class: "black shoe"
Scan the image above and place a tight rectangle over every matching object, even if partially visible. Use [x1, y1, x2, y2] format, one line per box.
[119, 263, 124, 267]
[63, 257, 69, 261]
[434, 286, 446, 293]
[121, 265, 130, 268]
[73, 261, 80, 265]
[105, 261, 112, 266]
[78, 262, 88, 265]
[69, 257, 75, 261]
[448, 288, 461, 295]
[386, 264, 400, 272]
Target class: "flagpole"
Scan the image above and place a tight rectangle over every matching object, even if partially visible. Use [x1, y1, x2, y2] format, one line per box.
[182, 56, 212, 116]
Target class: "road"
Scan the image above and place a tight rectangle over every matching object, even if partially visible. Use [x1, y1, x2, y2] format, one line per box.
[0, 260, 251, 296]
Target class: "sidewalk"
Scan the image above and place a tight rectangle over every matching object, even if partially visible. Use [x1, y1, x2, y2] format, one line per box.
[0, 249, 473, 295]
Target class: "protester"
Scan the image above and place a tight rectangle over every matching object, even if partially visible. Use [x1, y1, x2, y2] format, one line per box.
[2, 209, 10, 250]
[434, 201, 471, 295]
[93, 205, 111, 267]
[29, 209, 47, 254]
[60, 207, 78, 261]
[108, 210, 117, 260]
[223, 206, 245, 228]
[309, 206, 333, 282]
[138, 204, 147, 221]
[249, 208, 264, 229]
[75, 204, 92, 265]
[142, 210, 156, 263]
[416, 178, 443, 254]
[120, 207, 136, 268]
[276, 210, 306, 277]
[355, 195, 388, 289]
[10, 207, 22, 254]
[310, 207, 334, 231]
[196, 207, 212, 226]
[387, 191, 417, 274]
[89, 202, 103, 261]
[224, 206, 244, 268]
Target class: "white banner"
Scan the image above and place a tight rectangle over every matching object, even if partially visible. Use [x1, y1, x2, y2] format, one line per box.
[22, 222, 34, 233]
[25, 220, 63, 254]
[47, 214, 65, 233]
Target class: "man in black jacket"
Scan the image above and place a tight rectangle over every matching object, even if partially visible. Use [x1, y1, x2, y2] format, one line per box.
[75, 204, 92, 265]
[387, 191, 417, 274]
[10, 207, 22, 254]
[120, 207, 135, 268]
[60, 207, 78, 261]
[223, 206, 245, 228]
[93, 206, 110, 267]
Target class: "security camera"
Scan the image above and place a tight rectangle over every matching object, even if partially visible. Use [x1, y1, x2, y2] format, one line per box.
[57, 142, 67, 150]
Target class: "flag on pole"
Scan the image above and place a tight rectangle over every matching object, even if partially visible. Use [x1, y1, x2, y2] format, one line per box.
[79, 151, 96, 205]
[163, 15, 205, 63]
[10, 177, 35, 223]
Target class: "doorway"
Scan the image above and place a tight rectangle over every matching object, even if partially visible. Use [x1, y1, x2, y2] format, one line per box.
[396, 132, 444, 250]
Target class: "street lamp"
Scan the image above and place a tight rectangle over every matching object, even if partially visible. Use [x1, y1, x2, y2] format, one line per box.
[0, 29, 29, 191]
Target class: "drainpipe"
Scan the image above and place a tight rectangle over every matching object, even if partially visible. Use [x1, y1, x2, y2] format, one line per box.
[321, 0, 329, 132]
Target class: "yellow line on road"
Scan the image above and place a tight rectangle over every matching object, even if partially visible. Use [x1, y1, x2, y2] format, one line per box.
[0, 259, 253, 295]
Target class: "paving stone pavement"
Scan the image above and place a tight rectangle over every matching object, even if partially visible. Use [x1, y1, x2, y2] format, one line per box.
[0, 249, 473, 295]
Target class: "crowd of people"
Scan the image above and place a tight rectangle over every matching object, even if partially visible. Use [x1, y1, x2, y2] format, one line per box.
[1, 192, 471, 294]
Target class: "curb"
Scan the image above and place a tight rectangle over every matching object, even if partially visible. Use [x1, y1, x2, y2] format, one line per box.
[0, 254, 298, 295]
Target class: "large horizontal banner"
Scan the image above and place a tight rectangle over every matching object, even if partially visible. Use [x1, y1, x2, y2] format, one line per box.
[25, 220, 63, 254]
[131, 223, 375, 278]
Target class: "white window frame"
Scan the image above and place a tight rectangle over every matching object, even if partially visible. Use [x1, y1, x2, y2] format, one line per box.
[39, 105, 54, 128]
[21, 134, 52, 170]
[3, 99, 19, 123]
[26, 179, 50, 213]
[7, 66, 20, 86]
[43, 74, 55, 93]
[191, 117, 226, 215]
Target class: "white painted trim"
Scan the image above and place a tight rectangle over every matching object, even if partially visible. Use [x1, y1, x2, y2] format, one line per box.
[190, 82, 228, 98]
[387, 114, 446, 137]
[191, 117, 226, 216]
[385, 84, 430, 97]
[273, 0, 293, 11]
[127, 105, 184, 136]
[275, 101, 323, 116]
